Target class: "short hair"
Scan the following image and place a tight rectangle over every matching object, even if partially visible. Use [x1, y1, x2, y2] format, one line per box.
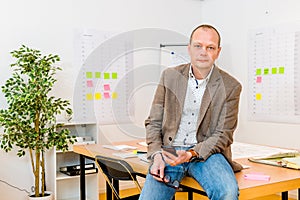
[189, 24, 221, 47]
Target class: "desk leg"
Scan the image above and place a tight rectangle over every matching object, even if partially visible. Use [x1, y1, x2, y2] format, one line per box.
[106, 180, 112, 200]
[113, 179, 119, 200]
[281, 191, 288, 200]
[188, 191, 193, 200]
[80, 155, 86, 200]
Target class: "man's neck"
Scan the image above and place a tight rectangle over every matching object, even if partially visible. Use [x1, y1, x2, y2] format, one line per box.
[192, 65, 212, 80]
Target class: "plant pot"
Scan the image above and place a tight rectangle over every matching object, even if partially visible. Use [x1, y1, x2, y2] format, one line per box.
[28, 192, 52, 200]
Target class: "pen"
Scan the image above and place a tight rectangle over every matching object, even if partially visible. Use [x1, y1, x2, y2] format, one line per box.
[133, 150, 147, 154]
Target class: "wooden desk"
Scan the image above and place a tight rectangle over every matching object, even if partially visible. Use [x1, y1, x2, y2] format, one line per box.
[73, 141, 300, 200]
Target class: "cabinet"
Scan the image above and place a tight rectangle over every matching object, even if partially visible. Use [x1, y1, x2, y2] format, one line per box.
[53, 122, 98, 200]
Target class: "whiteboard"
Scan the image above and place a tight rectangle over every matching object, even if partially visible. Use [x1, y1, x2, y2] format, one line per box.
[72, 29, 134, 124]
[248, 23, 300, 123]
[160, 44, 189, 69]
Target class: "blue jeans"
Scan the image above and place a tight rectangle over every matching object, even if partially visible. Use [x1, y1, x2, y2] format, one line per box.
[139, 153, 239, 200]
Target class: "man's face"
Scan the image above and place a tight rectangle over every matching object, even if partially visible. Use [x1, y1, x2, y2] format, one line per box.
[188, 28, 221, 72]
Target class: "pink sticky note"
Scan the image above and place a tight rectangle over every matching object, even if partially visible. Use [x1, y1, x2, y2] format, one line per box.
[104, 84, 110, 91]
[244, 173, 270, 181]
[87, 80, 93, 87]
[256, 76, 262, 83]
[104, 92, 110, 99]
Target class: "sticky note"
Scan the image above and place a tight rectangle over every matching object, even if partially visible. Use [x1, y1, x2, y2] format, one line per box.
[112, 92, 117, 99]
[263, 68, 269, 75]
[244, 173, 270, 181]
[95, 93, 101, 100]
[104, 92, 110, 99]
[86, 93, 93, 100]
[86, 72, 93, 79]
[112, 72, 118, 79]
[271, 67, 277, 74]
[87, 80, 93, 87]
[279, 66, 285, 74]
[256, 93, 262, 100]
[95, 72, 101, 78]
[104, 84, 110, 91]
[256, 76, 262, 83]
[256, 68, 262, 75]
[104, 73, 110, 79]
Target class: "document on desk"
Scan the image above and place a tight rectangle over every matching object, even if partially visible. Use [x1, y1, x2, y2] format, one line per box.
[112, 152, 138, 159]
[232, 142, 299, 159]
[103, 144, 137, 151]
[248, 150, 300, 170]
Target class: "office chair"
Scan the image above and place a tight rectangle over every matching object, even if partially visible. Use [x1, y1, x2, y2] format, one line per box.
[95, 155, 142, 200]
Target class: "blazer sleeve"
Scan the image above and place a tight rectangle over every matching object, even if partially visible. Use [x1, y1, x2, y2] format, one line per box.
[144, 70, 166, 159]
[194, 81, 242, 161]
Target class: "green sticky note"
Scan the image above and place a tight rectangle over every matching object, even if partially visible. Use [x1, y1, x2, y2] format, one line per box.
[279, 67, 285, 74]
[271, 67, 277, 74]
[256, 68, 262, 75]
[112, 72, 118, 79]
[95, 72, 101, 78]
[104, 73, 110, 79]
[86, 72, 93, 79]
[263, 68, 269, 75]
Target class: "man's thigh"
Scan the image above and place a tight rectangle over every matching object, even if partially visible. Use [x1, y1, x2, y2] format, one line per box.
[187, 153, 238, 199]
[139, 164, 185, 200]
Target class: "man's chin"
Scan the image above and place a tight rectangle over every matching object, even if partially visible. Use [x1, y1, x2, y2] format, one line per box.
[194, 63, 212, 70]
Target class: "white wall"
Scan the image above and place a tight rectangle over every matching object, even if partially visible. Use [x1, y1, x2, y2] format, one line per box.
[198, 0, 300, 149]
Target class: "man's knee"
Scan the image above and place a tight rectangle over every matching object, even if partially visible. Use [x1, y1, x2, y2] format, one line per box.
[208, 183, 239, 200]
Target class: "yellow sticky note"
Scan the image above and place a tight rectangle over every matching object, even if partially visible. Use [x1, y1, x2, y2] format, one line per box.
[86, 93, 93, 100]
[112, 92, 118, 99]
[256, 93, 262, 100]
[95, 93, 101, 100]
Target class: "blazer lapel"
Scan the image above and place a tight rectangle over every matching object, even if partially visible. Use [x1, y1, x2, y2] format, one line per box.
[175, 64, 189, 121]
[197, 66, 220, 126]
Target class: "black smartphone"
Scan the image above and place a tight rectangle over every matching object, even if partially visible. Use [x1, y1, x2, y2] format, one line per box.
[161, 145, 178, 156]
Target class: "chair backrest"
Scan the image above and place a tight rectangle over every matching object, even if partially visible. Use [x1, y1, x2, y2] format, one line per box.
[95, 155, 142, 200]
[95, 155, 137, 181]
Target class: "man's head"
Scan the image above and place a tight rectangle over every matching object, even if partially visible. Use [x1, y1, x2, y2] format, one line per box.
[188, 24, 221, 77]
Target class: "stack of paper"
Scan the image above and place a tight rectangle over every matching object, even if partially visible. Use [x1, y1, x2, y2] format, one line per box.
[282, 157, 300, 169]
[248, 150, 300, 169]
[103, 145, 137, 151]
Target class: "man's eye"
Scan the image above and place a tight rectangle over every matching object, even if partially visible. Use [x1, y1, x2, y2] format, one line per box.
[194, 44, 202, 48]
[207, 47, 215, 50]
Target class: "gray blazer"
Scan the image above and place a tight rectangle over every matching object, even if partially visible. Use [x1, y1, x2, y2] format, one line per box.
[145, 63, 243, 172]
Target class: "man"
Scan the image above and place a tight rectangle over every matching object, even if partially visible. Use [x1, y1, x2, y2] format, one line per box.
[139, 24, 243, 200]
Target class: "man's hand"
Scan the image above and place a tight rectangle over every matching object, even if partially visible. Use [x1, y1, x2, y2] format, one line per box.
[162, 150, 192, 166]
[150, 153, 166, 181]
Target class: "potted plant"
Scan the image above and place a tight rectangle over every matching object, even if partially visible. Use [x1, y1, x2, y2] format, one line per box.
[0, 45, 76, 199]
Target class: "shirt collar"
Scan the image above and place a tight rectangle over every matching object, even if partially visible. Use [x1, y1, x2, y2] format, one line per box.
[189, 64, 214, 82]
